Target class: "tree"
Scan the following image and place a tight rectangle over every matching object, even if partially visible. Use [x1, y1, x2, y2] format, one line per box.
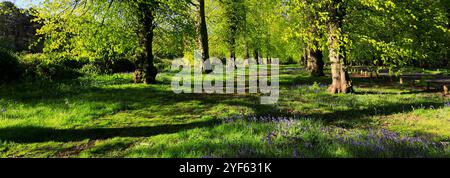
[323, 0, 449, 93]
[345, 0, 450, 69]
[35, 0, 193, 84]
[243, 0, 265, 63]
[304, 0, 325, 77]
[287, 0, 326, 76]
[194, 0, 211, 73]
[218, 0, 245, 65]
[135, 1, 158, 84]
[325, 0, 353, 93]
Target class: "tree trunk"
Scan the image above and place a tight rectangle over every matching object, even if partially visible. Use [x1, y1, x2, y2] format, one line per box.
[139, 3, 157, 84]
[229, 35, 237, 69]
[245, 44, 250, 60]
[306, 48, 313, 70]
[230, 50, 236, 61]
[196, 0, 211, 73]
[301, 50, 307, 67]
[231, 51, 237, 69]
[327, 21, 352, 94]
[307, 47, 325, 77]
[254, 49, 259, 65]
[326, 0, 352, 94]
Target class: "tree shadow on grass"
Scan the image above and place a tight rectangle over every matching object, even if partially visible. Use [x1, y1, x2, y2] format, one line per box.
[3, 79, 445, 125]
[0, 119, 220, 143]
[2, 80, 282, 120]
[1, 73, 447, 144]
[353, 88, 444, 95]
[280, 75, 330, 87]
[281, 74, 432, 93]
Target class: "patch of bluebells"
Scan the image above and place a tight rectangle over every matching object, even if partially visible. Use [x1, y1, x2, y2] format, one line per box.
[236, 144, 260, 157]
[444, 102, 450, 108]
[221, 115, 448, 157]
[319, 84, 328, 88]
[221, 115, 297, 124]
[262, 131, 277, 145]
[220, 115, 300, 145]
[289, 84, 311, 90]
[292, 149, 299, 158]
[333, 129, 446, 157]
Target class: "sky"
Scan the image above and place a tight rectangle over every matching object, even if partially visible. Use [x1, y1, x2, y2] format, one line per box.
[1, 0, 44, 8]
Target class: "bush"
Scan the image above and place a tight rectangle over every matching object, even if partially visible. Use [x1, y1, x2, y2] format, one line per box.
[81, 57, 136, 75]
[80, 62, 110, 74]
[21, 53, 83, 81]
[0, 39, 15, 51]
[5, 52, 137, 82]
[111, 58, 136, 73]
[0, 48, 22, 82]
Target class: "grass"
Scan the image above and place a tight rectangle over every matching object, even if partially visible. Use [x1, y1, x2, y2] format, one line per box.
[0, 65, 449, 158]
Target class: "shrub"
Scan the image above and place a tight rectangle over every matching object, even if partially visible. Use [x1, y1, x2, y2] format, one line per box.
[111, 58, 136, 73]
[0, 38, 15, 51]
[80, 62, 111, 74]
[0, 48, 22, 82]
[81, 57, 136, 74]
[20, 53, 83, 81]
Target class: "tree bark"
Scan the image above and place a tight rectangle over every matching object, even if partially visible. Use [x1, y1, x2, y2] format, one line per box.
[307, 47, 325, 77]
[245, 44, 250, 60]
[196, 0, 211, 73]
[254, 49, 259, 65]
[327, 21, 352, 94]
[229, 35, 237, 69]
[326, 0, 353, 94]
[301, 49, 307, 67]
[139, 3, 157, 84]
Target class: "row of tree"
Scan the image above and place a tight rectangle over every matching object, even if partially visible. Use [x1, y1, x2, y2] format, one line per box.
[288, 0, 449, 93]
[5, 0, 450, 94]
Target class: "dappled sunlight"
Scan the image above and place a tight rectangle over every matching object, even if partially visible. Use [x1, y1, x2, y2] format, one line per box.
[0, 65, 449, 158]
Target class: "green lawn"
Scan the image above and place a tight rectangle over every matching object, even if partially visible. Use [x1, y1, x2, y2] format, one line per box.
[0, 65, 449, 158]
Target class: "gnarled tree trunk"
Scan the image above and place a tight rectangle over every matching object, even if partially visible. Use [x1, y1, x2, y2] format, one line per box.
[326, 0, 353, 94]
[327, 21, 352, 94]
[306, 47, 325, 77]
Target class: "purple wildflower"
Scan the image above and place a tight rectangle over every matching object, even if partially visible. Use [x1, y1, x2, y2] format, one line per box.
[293, 149, 299, 158]
[444, 102, 450, 108]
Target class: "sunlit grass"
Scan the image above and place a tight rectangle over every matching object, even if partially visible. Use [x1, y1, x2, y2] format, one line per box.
[0, 65, 449, 158]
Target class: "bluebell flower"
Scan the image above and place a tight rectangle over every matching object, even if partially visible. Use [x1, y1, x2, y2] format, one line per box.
[444, 102, 450, 108]
[293, 149, 299, 158]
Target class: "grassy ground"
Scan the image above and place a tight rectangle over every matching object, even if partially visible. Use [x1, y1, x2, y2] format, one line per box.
[0, 65, 449, 158]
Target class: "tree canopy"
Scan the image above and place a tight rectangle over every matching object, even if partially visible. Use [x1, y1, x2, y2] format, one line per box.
[2, 0, 449, 92]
